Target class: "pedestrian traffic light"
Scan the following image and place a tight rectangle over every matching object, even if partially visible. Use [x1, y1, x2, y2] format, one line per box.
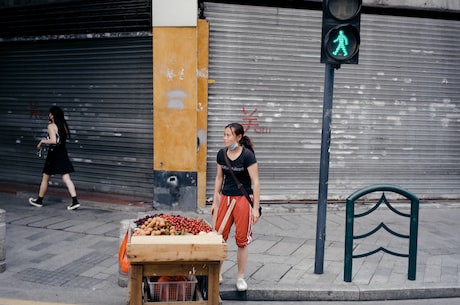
[321, 0, 362, 65]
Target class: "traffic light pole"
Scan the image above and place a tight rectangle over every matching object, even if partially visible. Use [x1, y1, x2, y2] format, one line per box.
[316, 0, 361, 274]
[314, 63, 338, 274]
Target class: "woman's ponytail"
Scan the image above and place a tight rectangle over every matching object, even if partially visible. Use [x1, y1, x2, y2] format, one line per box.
[241, 135, 254, 154]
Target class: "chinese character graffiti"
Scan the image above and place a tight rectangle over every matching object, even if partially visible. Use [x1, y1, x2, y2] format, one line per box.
[241, 107, 271, 134]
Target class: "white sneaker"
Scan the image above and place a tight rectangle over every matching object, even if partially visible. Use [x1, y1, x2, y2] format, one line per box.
[219, 273, 223, 284]
[67, 202, 80, 210]
[236, 278, 247, 291]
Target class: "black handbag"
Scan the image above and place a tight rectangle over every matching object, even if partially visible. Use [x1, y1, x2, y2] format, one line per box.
[48, 132, 61, 152]
[224, 149, 262, 216]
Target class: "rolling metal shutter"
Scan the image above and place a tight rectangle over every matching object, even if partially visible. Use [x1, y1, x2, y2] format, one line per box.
[0, 37, 153, 197]
[204, 2, 460, 201]
[0, 0, 151, 38]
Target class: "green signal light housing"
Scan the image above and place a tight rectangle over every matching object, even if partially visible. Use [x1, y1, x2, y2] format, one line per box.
[320, 0, 362, 65]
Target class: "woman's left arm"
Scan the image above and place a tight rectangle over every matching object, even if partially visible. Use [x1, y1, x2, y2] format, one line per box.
[248, 163, 260, 222]
[37, 124, 58, 149]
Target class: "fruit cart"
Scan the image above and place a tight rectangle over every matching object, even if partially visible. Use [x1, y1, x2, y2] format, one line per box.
[127, 234, 227, 305]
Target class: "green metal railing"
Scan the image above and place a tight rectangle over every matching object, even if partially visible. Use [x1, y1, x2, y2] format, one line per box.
[344, 184, 419, 282]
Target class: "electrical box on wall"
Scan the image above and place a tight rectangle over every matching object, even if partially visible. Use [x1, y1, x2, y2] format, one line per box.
[152, 0, 198, 27]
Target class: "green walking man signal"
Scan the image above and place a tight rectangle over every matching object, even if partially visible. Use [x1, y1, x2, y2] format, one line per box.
[332, 30, 349, 57]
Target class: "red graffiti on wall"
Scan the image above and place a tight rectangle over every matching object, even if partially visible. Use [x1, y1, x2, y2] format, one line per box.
[241, 107, 271, 134]
[29, 102, 48, 120]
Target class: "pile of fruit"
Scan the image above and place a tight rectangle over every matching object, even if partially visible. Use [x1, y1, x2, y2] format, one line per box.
[132, 213, 212, 236]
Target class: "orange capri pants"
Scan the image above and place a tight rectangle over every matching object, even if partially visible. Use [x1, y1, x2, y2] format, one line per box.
[215, 194, 253, 248]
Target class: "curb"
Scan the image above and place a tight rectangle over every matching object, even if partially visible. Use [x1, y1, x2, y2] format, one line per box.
[220, 284, 460, 301]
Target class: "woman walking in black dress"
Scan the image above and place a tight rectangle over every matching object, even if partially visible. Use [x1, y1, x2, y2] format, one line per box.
[29, 106, 80, 210]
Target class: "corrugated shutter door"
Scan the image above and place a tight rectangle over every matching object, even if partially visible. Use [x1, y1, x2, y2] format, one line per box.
[204, 2, 460, 201]
[0, 37, 153, 197]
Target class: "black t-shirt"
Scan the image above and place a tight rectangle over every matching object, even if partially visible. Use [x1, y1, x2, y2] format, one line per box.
[217, 147, 257, 196]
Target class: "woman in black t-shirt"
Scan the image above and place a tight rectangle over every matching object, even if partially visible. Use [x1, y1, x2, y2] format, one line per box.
[212, 122, 260, 291]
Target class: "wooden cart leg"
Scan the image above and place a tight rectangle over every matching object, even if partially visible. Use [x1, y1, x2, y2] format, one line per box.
[207, 262, 220, 305]
[129, 264, 143, 305]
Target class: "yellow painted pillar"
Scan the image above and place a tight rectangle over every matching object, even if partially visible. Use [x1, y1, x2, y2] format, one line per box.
[152, 1, 208, 210]
[153, 27, 197, 172]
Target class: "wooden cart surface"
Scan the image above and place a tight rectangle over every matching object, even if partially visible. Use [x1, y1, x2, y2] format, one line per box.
[127, 234, 227, 305]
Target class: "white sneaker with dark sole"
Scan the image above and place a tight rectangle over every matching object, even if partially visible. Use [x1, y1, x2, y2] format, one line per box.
[67, 203, 80, 210]
[28, 198, 43, 208]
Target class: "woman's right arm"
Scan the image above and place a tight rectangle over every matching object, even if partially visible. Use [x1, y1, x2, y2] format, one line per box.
[211, 163, 223, 230]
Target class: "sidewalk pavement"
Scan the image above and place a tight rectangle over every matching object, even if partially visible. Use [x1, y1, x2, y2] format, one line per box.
[0, 185, 460, 305]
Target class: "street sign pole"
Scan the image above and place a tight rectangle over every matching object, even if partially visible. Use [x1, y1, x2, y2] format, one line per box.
[314, 63, 336, 274]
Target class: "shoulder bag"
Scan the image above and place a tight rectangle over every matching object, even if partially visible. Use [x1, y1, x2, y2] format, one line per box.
[224, 149, 262, 216]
